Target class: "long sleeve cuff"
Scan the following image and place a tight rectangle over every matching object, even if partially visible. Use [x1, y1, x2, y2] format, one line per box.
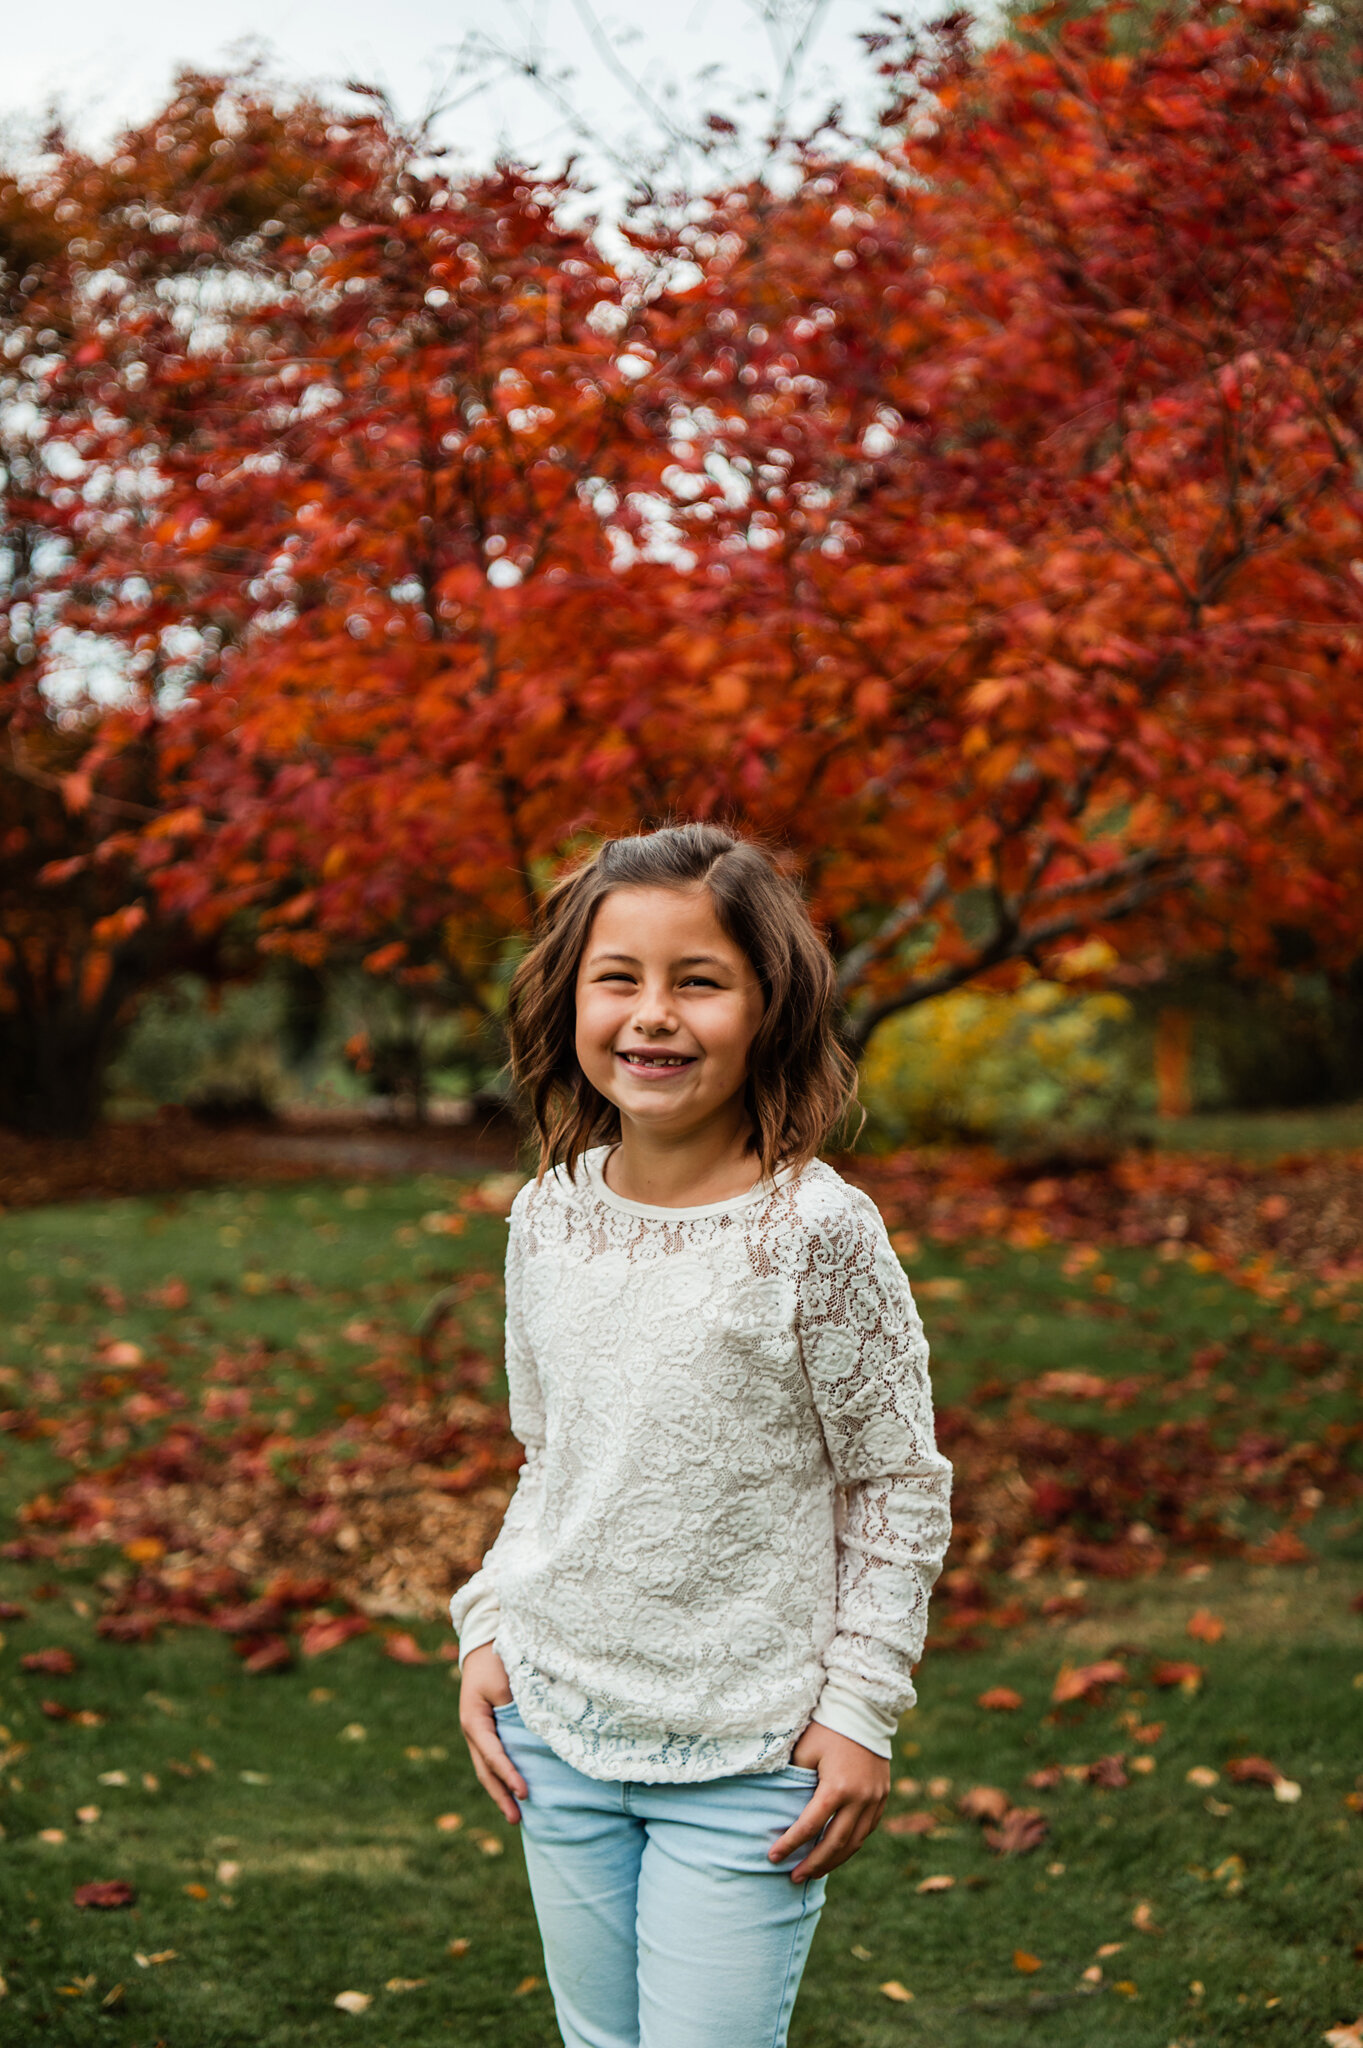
[810, 1676, 899, 1759]
[451, 1588, 501, 1666]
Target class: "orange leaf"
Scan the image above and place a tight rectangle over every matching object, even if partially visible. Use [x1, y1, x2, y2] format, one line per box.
[1186, 1609, 1224, 1643]
[1012, 1950, 1043, 1974]
[1050, 1660, 1127, 1705]
[977, 1686, 1023, 1711]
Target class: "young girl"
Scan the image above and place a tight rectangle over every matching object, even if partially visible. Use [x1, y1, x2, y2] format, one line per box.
[452, 824, 952, 2048]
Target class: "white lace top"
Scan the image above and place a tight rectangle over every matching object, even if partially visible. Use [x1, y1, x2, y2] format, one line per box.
[449, 1147, 952, 1783]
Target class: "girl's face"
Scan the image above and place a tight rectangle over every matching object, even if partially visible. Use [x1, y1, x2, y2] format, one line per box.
[575, 885, 765, 1143]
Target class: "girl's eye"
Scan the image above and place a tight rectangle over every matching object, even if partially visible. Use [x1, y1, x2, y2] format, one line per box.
[680, 976, 720, 989]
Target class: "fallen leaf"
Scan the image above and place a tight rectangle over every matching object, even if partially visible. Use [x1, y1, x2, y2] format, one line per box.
[39, 1828, 66, 1844]
[134, 1950, 178, 1968]
[884, 1812, 937, 1836]
[1186, 1609, 1224, 1643]
[985, 1807, 1049, 1856]
[1026, 1765, 1064, 1791]
[1131, 1901, 1162, 1933]
[447, 1939, 470, 1957]
[1113, 1979, 1138, 1997]
[95, 1769, 126, 1787]
[20, 1647, 77, 1677]
[915, 1874, 955, 1893]
[334, 1990, 372, 2014]
[75, 1805, 99, 1825]
[957, 1786, 1009, 1824]
[1096, 1942, 1125, 1957]
[1323, 2023, 1363, 2047]
[880, 1980, 915, 2002]
[383, 1631, 429, 1666]
[1273, 1778, 1303, 1803]
[1227, 1755, 1282, 1787]
[238, 1771, 270, 1786]
[385, 1977, 426, 1992]
[216, 1860, 240, 1886]
[183, 1883, 209, 1900]
[435, 1813, 463, 1832]
[1086, 1754, 1129, 1788]
[1081, 1963, 1103, 1984]
[1013, 1950, 1043, 1974]
[514, 1976, 542, 1995]
[301, 1615, 370, 1657]
[240, 1636, 292, 1676]
[0, 1602, 28, 1620]
[850, 1944, 873, 1960]
[1245, 1528, 1312, 1566]
[1130, 1755, 1156, 1775]
[977, 1686, 1023, 1711]
[1149, 1660, 1203, 1690]
[1186, 1766, 1219, 1787]
[339, 1723, 367, 1742]
[1051, 1660, 1127, 1705]
[73, 1880, 135, 1910]
[1131, 1721, 1163, 1746]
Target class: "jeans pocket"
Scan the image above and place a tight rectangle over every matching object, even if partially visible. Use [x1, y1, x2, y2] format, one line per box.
[782, 1764, 819, 1785]
[491, 1699, 520, 1724]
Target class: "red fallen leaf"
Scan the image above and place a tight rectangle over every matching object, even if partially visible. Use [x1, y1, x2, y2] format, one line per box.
[1149, 1660, 1204, 1689]
[958, 1785, 1011, 1824]
[383, 1631, 429, 1666]
[1051, 1660, 1127, 1705]
[73, 1880, 136, 1910]
[977, 1686, 1023, 1711]
[1244, 1528, 1313, 1566]
[884, 1812, 939, 1836]
[21, 1647, 78, 1677]
[96, 1613, 160, 1644]
[1226, 1755, 1282, 1787]
[1040, 1594, 1088, 1619]
[1186, 1609, 1224, 1643]
[41, 1699, 73, 1720]
[300, 1615, 370, 1657]
[1085, 1754, 1129, 1788]
[985, 1807, 1049, 1855]
[146, 1278, 191, 1311]
[1349, 1591, 1363, 1614]
[1026, 1765, 1064, 1791]
[237, 1634, 292, 1675]
[0, 1601, 28, 1621]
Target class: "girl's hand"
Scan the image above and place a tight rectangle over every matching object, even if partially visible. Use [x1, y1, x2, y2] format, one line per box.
[458, 1643, 528, 1825]
[768, 1723, 890, 1882]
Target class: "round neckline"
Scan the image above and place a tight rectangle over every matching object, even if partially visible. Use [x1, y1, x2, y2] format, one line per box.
[582, 1145, 801, 1221]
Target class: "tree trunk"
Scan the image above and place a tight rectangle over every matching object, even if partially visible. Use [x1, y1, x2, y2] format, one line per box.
[0, 996, 120, 1136]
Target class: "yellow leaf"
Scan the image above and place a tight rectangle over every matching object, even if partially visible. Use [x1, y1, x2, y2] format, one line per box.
[1113, 1980, 1138, 1997]
[384, 1977, 426, 1993]
[514, 1976, 542, 1996]
[880, 1980, 915, 2002]
[334, 1991, 372, 2014]
[916, 1875, 955, 1894]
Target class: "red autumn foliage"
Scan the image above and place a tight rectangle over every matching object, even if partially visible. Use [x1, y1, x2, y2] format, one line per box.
[2, 0, 1357, 1136]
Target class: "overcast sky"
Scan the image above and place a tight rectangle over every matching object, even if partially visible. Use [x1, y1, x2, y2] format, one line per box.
[3, 1, 897, 193]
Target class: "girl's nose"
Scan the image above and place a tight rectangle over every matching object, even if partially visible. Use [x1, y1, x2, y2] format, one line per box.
[631, 981, 677, 1034]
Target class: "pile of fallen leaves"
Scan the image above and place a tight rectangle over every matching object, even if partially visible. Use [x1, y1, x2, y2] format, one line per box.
[845, 1146, 1363, 1295]
[8, 1362, 519, 1659]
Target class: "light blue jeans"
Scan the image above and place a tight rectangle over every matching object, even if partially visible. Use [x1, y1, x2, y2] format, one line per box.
[493, 1701, 827, 2048]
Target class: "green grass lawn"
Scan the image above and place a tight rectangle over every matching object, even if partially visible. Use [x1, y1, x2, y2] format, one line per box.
[0, 1174, 1360, 2046]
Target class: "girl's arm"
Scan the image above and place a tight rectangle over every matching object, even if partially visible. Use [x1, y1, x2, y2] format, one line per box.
[798, 1185, 953, 1751]
[452, 1193, 545, 1821]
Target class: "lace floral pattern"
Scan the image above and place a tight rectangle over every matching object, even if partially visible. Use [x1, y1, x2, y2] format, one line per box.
[449, 1149, 952, 1784]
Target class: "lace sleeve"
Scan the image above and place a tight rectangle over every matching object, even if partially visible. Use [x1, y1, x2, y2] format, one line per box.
[796, 1185, 953, 1736]
[449, 1192, 546, 1647]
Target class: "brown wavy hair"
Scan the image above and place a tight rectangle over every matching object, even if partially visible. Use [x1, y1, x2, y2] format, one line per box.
[507, 823, 860, 1182]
